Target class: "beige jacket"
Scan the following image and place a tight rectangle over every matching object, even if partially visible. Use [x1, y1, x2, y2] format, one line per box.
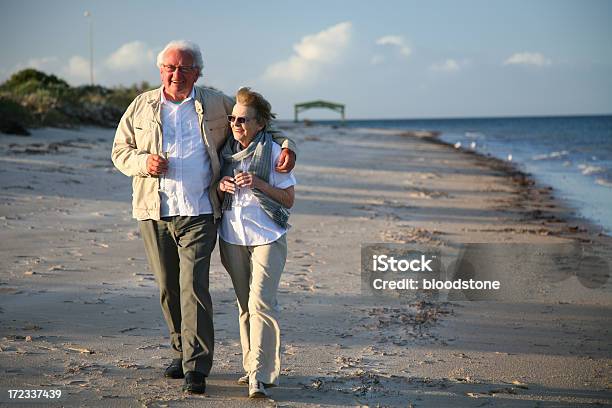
[111, 86, 296, 221]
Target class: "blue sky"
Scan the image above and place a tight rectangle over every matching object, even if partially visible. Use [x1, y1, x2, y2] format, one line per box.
[1, 0, 611, 119]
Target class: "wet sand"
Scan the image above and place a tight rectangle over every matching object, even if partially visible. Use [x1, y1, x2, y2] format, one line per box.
[0, 124, 610, 407]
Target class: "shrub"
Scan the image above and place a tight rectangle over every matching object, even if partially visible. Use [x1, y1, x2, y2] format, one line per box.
[0, 97, 32, 135]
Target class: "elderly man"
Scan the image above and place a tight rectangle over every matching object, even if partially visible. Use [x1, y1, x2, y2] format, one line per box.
[111, 40, 296, 394]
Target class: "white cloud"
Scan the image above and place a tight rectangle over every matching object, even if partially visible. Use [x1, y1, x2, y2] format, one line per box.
[429, 58, 469, 72]
[431, 59, 460, 72]
[370, 55, 385, 65]
[2, 57, 62, 81]
[8, 54, 97, 85]
[262, 21, 352, 83]
[503, 52, 552, 67]
[4, 41, 160, 86]
[106, 41, 156, 71]
[376, 35, 411, 57]
[64, 55, 92, 81]
[25, 56, 60, 71]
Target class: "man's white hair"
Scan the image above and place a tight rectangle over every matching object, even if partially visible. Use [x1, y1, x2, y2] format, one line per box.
[156, 40, 204, 77]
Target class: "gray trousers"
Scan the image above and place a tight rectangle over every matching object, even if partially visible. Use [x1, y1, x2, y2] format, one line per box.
[139, 214, 217, 375]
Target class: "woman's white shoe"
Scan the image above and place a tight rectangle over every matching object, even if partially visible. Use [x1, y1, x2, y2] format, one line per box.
[248, 379, 269, 398]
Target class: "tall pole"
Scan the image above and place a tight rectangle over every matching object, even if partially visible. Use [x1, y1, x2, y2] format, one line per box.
[84, 11, 94, 85]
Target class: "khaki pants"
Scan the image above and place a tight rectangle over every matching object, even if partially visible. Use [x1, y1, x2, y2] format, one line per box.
[219, 235, 287, 385]
[139, 215, 217, 375]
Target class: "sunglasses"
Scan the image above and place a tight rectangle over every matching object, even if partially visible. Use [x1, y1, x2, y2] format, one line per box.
[161, 64, 197, 73]
[227, 115, 251, 125]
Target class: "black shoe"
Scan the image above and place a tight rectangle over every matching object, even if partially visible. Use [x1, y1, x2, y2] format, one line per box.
[164, 358, 184, 379]
[183, 371, 206, 394]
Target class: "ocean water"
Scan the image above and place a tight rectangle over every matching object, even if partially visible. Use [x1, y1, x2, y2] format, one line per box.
[319, 115, 612, 233]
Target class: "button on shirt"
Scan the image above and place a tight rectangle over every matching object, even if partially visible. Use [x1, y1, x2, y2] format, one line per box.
[159, 88, 213, 217]
[220, 143, 296, 246]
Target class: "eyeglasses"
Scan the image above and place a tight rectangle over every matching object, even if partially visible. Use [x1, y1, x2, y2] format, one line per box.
[161, 64, 197, 73]
[227, 115, 251, 125]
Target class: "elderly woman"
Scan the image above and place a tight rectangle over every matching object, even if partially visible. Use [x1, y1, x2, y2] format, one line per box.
[216, 87, 296, 398]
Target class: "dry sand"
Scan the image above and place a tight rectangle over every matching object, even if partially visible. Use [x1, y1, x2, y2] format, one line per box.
[0, 124, 610, 407]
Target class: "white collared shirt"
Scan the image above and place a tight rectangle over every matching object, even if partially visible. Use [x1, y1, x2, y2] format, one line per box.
[219, 143, 296, 246]
[159, 87, 213, 217]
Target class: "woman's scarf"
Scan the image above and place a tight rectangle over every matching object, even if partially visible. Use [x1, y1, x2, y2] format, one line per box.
[220, 130, 290, 229]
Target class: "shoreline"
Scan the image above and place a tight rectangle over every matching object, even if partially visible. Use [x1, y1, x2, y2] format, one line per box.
[1, 125, 611, 406]
[288, 122, 611, 242]
[289, 117, 612, 236]
[404, 126, 612, 239]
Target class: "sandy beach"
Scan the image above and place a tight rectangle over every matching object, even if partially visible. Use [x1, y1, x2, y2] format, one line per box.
[0, 124, 610, 407]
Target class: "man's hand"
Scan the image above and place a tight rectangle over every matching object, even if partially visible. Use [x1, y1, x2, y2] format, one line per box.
[146, 154, 168, 176]
[275, 148, 296, 173]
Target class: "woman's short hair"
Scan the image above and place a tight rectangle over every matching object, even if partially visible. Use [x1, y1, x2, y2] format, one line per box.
[156, 40, 204, 77]
[236, 87, 276, 128]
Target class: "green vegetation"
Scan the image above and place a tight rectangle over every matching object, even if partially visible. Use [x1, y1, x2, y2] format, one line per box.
[0, 69, 153, 135]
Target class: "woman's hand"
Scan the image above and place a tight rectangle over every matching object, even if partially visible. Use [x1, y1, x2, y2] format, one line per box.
[235, 171, 294, 208]
[234, 172, 262, 189]
[218, 176, 236, 194]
